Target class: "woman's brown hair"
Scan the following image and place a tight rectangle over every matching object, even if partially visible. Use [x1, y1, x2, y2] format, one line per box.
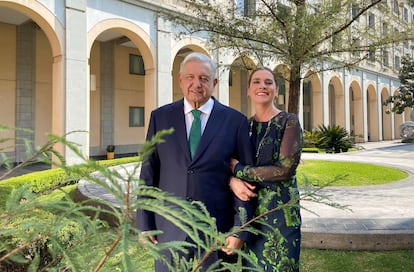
[247, 67, 278, 87]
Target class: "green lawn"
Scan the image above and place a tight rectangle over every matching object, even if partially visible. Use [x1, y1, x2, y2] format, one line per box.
[300, 248, 414, 272]
[297, 160, 408, 186]
[94, 248, 414, 271]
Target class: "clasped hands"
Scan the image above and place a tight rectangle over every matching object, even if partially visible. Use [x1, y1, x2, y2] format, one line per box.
[229, 158, 257, 201]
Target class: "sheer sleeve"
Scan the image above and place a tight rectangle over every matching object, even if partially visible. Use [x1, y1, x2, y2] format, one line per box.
[234, 114, 302, 183]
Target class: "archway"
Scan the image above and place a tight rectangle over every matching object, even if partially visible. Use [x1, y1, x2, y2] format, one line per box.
[0, 2, 63, 163]
[328, 76, 345, 128]
[229, 57, 256, 116]
[274, 64, 291, 113]
[349, 81, 364, 143]
[88, 19, 155, 157]
[302, 70, 322, 131]
[367, 84, 379, 141]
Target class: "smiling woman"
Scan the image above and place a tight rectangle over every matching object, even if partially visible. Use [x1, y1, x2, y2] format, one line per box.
[297, 160, 408, 186]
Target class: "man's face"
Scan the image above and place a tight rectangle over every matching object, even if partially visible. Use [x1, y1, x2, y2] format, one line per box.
[178, 60, 218, 108]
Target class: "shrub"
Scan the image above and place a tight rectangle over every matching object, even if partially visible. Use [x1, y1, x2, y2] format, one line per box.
[303, 130, 320, 148]
[314, 125, 354, 153]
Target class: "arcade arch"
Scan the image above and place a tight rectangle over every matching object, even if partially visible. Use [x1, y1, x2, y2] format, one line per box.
[87, 19, 155, 156]
[229, 57, 256, 116]
[274, 64, 290, 114]
[349, 81, 364, 143]
[0, 2, 63, 163]
[328, 76, 345, 128]
[302, 71, 322, 131]
[367, 84, 379, 141]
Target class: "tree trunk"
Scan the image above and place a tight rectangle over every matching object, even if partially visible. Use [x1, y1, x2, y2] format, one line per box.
[288, 67, 301, 115]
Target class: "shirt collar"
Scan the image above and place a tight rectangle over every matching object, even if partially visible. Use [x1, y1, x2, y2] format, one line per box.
[184, 97, 214, 115]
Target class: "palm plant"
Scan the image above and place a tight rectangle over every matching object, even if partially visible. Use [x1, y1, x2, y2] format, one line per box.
[315, 125, 353, 153]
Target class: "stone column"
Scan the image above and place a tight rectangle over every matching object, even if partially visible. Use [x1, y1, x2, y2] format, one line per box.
[376, 77, 383, 141]
[15, 22, 36, 163]
[321, 70, 330, 126]
[64, 0, 89, 164]
[100, 41, 115, 152]
[156, 16, 172, 107]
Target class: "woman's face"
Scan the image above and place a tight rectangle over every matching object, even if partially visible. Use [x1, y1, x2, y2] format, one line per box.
[247, 69, 278, 105]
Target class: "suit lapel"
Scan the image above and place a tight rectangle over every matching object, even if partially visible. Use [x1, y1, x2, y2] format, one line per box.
[170, 100, 192, 161]
[192, 99, 226, 161]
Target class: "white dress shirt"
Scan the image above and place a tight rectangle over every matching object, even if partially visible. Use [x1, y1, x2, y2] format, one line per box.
[183, 98, 214, 139]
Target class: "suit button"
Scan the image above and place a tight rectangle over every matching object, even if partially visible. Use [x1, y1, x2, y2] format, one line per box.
[188, 170, 194, 174]
[186, 197, 193, 201]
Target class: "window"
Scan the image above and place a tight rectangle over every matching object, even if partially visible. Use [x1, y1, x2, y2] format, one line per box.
[382, 22, 388, 36]
[393, 0, 399, 14]
[394, 55, 401, 70]
[245, 0, 256, 17]
[129, 107, 144, 127]
[332, 34, 341, 49]
[351, 37, 360, 57]
[403, 7, 408, 21]
[351, 3, 359, 20]
[234, 0, 255, 17]
[368, 13, 375, 29]
[382, 49, 389, 67]
[404, 40, 409, 49]
[129, 54, 145, 75]
[368, 47, 376, 62]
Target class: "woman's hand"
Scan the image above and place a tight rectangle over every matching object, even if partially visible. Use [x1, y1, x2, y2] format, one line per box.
[229, 176, 257, 201]
[222, 236, 244, 255]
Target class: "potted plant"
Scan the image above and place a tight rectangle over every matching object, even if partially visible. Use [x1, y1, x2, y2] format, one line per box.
[106, 145, 115, 160]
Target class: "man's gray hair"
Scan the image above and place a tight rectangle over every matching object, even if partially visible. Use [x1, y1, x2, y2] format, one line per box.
[180, 52, 217, 79]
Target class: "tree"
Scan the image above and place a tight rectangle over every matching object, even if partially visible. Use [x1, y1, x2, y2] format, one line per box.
[384, 54, 414, 114]
[163, 0, 414, 114]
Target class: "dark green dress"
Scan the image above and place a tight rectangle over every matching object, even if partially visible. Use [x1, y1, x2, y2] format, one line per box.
[234, 111, 302, 272]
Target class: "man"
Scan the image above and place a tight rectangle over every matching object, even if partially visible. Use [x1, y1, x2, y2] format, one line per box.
[136, 52, 254, 271]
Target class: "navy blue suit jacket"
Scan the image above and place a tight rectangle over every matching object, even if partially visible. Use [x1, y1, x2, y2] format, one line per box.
[136, 98, 254, 243]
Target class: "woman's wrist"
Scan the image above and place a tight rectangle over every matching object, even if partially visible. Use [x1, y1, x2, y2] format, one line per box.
[233, 162, 244, 177]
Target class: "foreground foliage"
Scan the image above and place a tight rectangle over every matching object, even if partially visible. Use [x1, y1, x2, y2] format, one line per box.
[1, 127, 345, 271]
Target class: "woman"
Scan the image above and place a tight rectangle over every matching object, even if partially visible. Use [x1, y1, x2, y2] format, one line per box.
[230, 67, 302, 272]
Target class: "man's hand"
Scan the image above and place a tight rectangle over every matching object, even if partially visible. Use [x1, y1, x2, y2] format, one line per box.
[222, 236, 244, 255]
[229, 177, 257, 201]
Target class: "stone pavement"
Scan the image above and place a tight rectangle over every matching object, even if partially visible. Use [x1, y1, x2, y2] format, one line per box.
[74, 140, 414, 251]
